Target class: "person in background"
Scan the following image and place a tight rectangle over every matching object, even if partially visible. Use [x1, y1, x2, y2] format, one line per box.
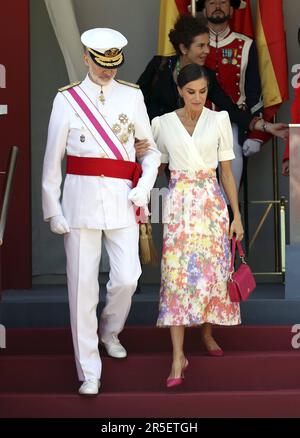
[197, 0, 265, 199]
[137, 14, 287, 139]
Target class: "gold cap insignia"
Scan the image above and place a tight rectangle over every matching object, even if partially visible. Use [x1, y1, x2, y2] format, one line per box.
[87, 47, 124, 69]
[104, 48, 120, 57]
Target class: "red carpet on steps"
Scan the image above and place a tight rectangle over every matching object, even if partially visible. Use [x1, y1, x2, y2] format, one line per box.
[1, 326, 300, 418]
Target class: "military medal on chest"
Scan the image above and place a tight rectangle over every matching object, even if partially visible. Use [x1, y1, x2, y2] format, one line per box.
[98, 85, 105, 105]
[222, 48, 232, 64]
[112, 113, 134, 145]
[222, 48, 238, 65]
[232, 48, 238, 65]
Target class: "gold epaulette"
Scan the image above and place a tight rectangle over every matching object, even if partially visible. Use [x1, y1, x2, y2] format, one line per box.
[116, 79, 140, 89]
[58, 81, 82, 92]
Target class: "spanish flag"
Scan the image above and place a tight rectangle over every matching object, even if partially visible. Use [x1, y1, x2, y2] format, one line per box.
[255, 0, 288, 120]
[230, 0, 254, 38]
[157, 0, 191, 56]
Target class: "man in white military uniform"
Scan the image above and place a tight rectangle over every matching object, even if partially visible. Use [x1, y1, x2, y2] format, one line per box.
[42, 28, 160, 395]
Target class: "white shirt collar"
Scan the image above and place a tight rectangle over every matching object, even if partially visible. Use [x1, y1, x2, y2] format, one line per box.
[81, 73, 115, 97]
[209, 25, 231, 44]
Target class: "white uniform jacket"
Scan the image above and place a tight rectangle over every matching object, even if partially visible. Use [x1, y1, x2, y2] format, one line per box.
[42, 75, 161, 229]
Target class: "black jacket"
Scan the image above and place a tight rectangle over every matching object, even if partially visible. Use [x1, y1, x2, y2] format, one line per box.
[137, 56, 253, 137]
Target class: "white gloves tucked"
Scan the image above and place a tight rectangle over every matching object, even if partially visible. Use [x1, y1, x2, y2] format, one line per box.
[50, 215, 70, 234]
[128, 186, 149, 207]
[242, 139, 262, 157]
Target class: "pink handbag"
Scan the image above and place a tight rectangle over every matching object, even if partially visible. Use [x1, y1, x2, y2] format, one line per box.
[227, 237, 256, 302]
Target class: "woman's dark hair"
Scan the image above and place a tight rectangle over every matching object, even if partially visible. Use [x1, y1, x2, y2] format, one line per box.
[177, 64, 210, 89]
[169, 14, 209, 55]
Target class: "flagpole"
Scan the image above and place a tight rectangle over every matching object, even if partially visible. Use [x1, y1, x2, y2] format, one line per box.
[191, 0, 196, 17]
[272, 115, 281, 272]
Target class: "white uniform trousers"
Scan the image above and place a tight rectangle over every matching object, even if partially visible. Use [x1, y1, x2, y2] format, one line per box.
[220, 123, 244, 204]
[64, 224, 141, 381]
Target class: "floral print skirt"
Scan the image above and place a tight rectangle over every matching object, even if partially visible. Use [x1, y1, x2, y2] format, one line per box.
[157, 169, 241, 327]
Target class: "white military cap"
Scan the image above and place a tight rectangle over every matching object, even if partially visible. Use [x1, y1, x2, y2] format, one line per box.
[81, 28, 128, 69]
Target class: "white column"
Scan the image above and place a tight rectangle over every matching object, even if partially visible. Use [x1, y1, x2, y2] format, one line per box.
[44, 0, 87, 82]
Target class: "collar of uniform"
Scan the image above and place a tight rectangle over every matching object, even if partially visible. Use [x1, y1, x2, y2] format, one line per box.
[81, 73, 115, 98]
[209, 26, 231, 45]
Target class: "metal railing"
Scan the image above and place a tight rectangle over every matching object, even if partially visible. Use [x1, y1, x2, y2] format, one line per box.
[244, 197, 287, 280]
[0, 147, 19, 246]
[242, 125, 287, 282]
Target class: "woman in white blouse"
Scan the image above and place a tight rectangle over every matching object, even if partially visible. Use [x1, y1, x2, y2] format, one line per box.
[152, 64, 244, 388]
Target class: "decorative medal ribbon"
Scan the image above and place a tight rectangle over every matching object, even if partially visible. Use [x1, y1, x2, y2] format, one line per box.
[62, 85, 128, 161]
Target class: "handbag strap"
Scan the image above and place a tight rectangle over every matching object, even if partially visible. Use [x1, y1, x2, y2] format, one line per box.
[230, 236, 246, 272]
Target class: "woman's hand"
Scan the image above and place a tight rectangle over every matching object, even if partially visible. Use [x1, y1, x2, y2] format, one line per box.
[253, 120, 289, 140]
[267, 122, 289, 140]
[229, 215, 244, 241]
[134, 138, 150, 159]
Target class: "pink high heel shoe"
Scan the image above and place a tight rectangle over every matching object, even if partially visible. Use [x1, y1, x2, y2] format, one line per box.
[166, 359, 189, 388]
[207, 348, 224, 357]
[202, 335, 224, 357]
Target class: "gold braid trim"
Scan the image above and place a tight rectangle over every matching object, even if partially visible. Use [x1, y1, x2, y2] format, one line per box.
[116, 79, 140, 89]
[87, 47, 122, 63]
[58, 81, 82, 92]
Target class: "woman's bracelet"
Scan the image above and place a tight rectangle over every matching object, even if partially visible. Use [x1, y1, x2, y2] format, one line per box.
[261, 120, 268, 132]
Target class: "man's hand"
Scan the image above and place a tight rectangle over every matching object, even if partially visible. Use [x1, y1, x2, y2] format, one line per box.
[282, 160, 289, 176]
[50, 215, 70, 234]
[128, 186, 148, 207]
[242, 139, 262, 157]
[134, 138, 150, 159]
